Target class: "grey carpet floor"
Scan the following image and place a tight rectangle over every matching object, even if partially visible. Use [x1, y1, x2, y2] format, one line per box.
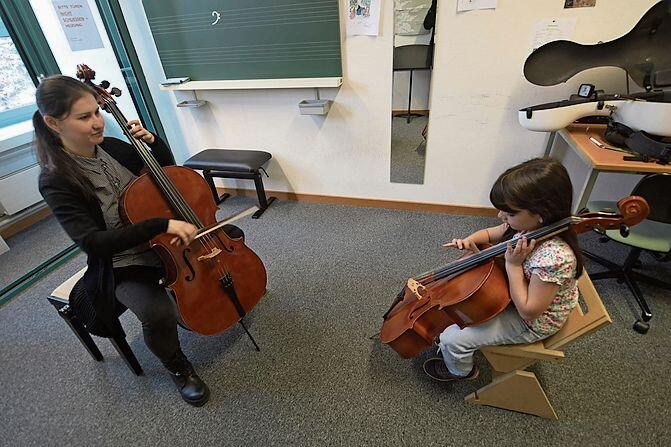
[1, 198, 670, 446]
[0, 215, 72, 291]
[390, 115, 427, 185]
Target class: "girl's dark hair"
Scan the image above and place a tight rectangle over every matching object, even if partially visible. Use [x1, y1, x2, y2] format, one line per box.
[33, 75, 99, 202]
[489, 157, 583, 277]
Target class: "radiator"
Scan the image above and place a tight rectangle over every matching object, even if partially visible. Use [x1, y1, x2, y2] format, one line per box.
[0, 164, 42, 215]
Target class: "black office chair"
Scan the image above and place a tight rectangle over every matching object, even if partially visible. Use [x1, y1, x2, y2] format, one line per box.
[583, 174, 671, 334]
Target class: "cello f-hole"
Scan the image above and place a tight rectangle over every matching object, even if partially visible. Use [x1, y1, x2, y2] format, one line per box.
[409, 297, 433, 319]
[182, 248, 196, 281]
[214, 231, 234, 253]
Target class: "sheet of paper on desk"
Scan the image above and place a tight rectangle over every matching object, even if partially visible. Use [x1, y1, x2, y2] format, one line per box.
[457, 0, 497, 12]
[529, 18, 577, 53]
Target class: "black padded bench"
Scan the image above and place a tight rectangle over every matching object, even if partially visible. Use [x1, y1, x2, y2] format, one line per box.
[184, 149, 277, 219]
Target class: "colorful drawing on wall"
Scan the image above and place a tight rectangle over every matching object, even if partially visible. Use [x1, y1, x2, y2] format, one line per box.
[350, 0, 372, 19]
[564, 0, 596, 8]
[345, 0, 381, 36]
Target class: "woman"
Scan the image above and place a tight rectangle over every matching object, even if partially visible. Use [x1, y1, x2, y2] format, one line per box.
[35, 75, 238, 406]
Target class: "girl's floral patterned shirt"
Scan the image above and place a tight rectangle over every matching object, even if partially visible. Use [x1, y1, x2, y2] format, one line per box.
[521, 236, 579, 336]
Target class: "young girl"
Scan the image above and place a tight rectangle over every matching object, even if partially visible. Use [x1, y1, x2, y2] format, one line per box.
[423, 157, 583, 382]
[35, 75, 241, 406]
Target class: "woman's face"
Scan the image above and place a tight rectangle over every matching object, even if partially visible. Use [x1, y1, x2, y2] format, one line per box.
[45, 93, 105, 150]
[497, 208, 543, 232]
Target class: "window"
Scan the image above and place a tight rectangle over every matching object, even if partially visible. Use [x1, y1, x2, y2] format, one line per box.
[0, 16, 36, 127]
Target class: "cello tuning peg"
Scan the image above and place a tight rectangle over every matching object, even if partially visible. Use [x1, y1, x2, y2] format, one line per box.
[619, 224, 630, 238]
[110, 87, 122, 97]
[100, 80, 110, 89]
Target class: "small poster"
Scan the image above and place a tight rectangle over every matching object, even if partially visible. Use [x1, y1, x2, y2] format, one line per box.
[346, 0, 382, 36]
[457, 0, 498, 12]
[564, 0, 597, 8]
[52, 0, 104, 51]
[530, 18, 577, 53]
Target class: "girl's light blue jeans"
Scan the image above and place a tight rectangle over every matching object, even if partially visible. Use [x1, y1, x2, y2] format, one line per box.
[437, 305, 547, 376]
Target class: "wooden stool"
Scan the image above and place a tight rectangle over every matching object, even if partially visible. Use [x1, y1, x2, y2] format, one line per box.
[465, 273, 611, 419]
[184, 149, 277, 219]
[48, 268, 143, 376]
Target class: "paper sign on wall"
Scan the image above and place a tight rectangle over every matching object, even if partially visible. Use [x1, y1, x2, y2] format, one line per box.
[346, 0, 382, 36]
[530, 18, 577, 53]
[457, 0, 498, 12]
[52, 0, 104, 51]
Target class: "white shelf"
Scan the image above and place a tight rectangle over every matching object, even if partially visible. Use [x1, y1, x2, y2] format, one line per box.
[160, 77, 343, 91]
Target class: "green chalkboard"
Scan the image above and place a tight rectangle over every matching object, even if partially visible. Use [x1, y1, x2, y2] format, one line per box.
[142, 0, 342, 81]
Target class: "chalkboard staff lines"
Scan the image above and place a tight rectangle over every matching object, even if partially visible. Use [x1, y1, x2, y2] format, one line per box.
[149, 11, 339, 33]
[149, 10, 337, 32]
[161, 57, 341, 67]
[158, 46, 340, 59]
[150, 15, 338, 34]
[158, 40, 340, 54]
[159, 53, 341, 63]
[160, 54, 342, 64]
[146, 0, 336, 23]
[151, 18, 339, 36]
[159, 52, 342, 64]
[148, 5, 337, 27]
[158, 46, 340, 55]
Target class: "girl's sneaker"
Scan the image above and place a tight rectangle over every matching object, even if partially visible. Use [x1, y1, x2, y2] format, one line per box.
[422, 357, 479, 382]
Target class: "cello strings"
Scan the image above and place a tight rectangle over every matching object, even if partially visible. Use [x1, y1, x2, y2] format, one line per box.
[107, 101, 201, 225]
[102, 98, 229, 278]
[415, 218, 575, 286]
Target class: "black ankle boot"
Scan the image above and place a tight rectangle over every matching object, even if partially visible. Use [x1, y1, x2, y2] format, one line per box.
[164, 352, 210, 407]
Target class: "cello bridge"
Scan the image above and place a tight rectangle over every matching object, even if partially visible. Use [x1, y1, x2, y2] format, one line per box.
[407, 278, 427, 300]
[197, 247, 222, 261]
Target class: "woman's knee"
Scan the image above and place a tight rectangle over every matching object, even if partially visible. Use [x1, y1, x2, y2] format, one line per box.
[144, 298, 178, 327]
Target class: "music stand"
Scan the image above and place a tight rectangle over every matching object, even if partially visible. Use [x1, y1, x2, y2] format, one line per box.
[393, 44, 432, 123]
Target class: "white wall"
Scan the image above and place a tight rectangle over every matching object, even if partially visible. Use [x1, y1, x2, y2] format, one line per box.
[426, 0, 656, 204]
[424, 0, 657, 206]
[119, 0, 657, 208]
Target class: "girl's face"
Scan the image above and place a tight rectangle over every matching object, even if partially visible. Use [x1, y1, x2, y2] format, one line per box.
[44, 93, 105, 150]
[498, 208, 543, 232]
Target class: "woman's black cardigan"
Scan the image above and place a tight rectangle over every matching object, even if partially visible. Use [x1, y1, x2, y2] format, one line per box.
[39, 136, 175, 336]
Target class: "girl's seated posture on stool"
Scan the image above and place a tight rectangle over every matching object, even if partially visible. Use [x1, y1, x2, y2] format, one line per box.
[423, 158, 583, 382]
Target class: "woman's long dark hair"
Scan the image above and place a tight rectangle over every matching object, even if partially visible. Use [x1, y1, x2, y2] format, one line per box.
[489, 157, 583, 277]
[33, 75, 99, 202]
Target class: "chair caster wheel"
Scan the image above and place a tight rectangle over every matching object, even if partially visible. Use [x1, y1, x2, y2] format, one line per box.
[633, 320, 649, 334]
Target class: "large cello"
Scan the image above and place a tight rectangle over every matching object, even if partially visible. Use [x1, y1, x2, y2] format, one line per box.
[76, 65, 267, 337]
[380, 197, 649, 358]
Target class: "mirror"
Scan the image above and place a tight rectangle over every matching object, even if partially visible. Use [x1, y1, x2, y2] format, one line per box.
[390, 0, 435, 184]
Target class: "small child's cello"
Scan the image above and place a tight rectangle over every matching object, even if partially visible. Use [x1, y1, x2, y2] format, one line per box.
[380, 196, 649, 358]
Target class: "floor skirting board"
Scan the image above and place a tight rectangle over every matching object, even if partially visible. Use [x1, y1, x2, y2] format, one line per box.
[216, 187, 498, 217]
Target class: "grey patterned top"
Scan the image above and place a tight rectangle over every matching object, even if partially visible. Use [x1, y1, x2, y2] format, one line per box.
[70, 146, 162, 268]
